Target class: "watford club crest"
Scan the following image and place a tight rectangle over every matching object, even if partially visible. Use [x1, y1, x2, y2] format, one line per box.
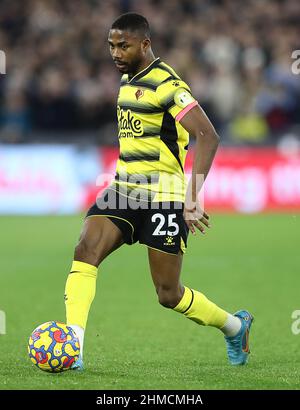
[135, 89, 144, 100]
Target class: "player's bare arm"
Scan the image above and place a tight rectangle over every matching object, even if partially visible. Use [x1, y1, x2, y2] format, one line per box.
[179, 104, 220, 235]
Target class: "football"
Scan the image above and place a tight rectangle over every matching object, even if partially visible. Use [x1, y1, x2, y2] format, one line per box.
[28, 321, 80, 372]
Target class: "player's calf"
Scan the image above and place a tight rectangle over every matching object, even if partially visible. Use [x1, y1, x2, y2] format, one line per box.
[156, 285, 184, 309]
[74, 239, 100, 267]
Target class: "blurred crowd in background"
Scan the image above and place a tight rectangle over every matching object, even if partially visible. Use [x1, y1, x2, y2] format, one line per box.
[0, 0, 299, 145]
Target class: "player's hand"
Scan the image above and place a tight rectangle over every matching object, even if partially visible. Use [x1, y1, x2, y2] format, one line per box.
[183, 205, 210, 236]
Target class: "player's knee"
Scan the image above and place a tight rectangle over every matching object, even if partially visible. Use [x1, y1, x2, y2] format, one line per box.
[157, 286, 182, 309]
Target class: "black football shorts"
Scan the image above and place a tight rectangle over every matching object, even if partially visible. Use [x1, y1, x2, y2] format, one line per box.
[86, 187, 189, 254]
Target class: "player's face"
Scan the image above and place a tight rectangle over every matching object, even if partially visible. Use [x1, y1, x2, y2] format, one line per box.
[108, 29, 149, 75]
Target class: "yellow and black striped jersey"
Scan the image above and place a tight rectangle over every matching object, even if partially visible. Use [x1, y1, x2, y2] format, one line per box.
[113, 57, 198, 202]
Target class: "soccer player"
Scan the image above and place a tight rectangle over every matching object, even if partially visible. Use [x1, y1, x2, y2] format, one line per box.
[64, 13, 253, 370]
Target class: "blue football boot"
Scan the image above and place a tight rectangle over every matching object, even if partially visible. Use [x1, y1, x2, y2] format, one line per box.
[224, 310, 254, 365]
[70, 355, 84, 371]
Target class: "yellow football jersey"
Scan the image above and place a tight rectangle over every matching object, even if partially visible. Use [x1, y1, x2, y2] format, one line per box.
[113, 57, 197, 202]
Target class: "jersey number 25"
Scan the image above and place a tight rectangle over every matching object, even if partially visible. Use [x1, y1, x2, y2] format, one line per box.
[151, 213, 179, 237]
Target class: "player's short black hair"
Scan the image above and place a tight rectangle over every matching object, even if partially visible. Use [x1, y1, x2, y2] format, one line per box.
[111, 13, 150, 39]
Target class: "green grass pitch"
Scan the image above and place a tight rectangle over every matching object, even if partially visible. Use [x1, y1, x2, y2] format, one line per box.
[0, 213, 299, 390]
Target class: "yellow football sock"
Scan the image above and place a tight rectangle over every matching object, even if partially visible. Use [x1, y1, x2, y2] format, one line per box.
[64, 261, 98, 330]
[173, 286, 228, 328]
